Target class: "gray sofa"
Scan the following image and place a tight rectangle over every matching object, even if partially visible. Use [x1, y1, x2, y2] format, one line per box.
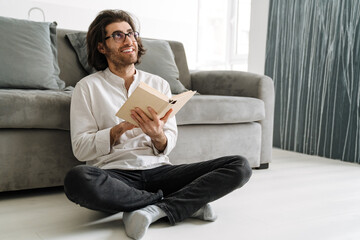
[0, 28, 274, 192]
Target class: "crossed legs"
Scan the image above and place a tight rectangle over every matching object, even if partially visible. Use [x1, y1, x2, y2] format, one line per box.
[64, 155, 252, 239]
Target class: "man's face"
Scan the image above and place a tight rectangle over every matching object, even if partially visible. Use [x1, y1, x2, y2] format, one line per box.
[100, 21, 139, 68]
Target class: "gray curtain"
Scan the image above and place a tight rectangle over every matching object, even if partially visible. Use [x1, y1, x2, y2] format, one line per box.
[265, 0, 360, 163]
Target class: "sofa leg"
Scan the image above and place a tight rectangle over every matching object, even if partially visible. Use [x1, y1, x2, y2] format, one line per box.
[254, 163, 269, 170]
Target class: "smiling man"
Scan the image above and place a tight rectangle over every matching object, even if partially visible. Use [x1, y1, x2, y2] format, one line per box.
[64, 9, 252, 240]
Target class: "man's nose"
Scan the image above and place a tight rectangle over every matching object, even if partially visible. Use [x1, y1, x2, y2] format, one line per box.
[123, 34, 133, 45]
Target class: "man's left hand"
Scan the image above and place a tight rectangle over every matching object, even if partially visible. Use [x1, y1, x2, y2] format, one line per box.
[130, 107, 173, 152]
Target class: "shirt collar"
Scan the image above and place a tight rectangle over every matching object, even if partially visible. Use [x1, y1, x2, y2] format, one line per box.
[103, 67, 140, 96]
[104, 67, 125, 84]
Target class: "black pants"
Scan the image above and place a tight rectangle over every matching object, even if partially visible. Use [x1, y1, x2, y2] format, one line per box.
[64, 155, 252, 225]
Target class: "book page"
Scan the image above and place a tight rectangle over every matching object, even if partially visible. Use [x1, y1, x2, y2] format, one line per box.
[167, 90, 197, 118]
[137, 82, 169, 101]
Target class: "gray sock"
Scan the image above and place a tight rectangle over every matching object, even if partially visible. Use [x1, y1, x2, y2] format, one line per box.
[192, 203, 217, 221]
[123, 205, 166, 240]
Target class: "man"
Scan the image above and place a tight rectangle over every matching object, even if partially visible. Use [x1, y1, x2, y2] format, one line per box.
[64, 9, 252, 240]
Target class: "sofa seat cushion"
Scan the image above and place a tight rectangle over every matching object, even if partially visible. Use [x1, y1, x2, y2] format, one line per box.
[176, 95, 265, 125]
[0, 89, 72, 130]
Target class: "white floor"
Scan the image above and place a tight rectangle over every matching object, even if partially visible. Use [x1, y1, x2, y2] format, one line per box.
[1, 148, 360, 240]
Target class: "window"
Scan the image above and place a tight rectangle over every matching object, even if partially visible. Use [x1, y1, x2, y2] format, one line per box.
[196, 0, 251, 71]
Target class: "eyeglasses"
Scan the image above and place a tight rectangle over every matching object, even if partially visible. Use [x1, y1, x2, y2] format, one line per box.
[104, 31, 140, 43]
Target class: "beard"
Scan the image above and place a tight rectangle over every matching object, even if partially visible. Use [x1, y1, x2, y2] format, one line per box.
[104, 44, 138, 68]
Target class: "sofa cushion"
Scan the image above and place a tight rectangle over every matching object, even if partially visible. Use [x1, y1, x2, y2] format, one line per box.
[66, 32, 187, 93]
[139, 39, 188, 93]
[0, 16, 65, 90]
[0, 89, 72, 130]
[176, 95, 265, 125]
[66, 32, 92, 73]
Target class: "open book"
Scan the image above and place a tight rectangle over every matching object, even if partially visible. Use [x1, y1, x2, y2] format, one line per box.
[116, 82, 196, 126]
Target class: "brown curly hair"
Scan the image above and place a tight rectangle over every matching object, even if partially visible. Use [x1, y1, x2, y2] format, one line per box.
[87, 10, 146, 71]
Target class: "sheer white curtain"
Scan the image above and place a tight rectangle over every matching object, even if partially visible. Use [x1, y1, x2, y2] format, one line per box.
[196, 0, 251, 70]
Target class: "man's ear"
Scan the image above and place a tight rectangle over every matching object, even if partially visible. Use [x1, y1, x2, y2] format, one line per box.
[97, 42, 106, 54]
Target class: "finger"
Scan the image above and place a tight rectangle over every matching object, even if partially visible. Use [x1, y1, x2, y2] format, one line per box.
[131, 110, 143, 124]
[134, 107, 151, 121]
[147, 107, 160, 121]
[123, 121, 137, 129]
[161, 108, 173, 123]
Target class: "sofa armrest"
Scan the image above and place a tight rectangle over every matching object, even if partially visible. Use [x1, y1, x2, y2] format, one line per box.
[191, 70, 270, 97]
[190, 70, 275, 165]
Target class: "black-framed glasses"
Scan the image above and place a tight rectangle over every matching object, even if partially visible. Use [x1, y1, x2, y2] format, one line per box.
[104, 31, 139, 43]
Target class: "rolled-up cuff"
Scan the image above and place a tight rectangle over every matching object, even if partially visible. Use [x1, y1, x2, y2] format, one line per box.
[95, 128, 111, 156]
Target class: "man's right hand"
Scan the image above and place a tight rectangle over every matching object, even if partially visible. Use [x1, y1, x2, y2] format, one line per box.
[110, 121, 135, 146]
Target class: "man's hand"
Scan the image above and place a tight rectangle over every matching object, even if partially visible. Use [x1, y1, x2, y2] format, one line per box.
[110, 121, 135, 146]
[131, 107, 173, 152]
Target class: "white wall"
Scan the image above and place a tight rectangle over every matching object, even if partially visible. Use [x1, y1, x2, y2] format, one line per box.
[0, 0, 269, 73]
[0, 0, 199, 68]
[248, 0, 269, 75]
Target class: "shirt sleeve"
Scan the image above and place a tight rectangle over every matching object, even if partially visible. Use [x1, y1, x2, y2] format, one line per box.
[151, 80, 178, 156]
[70, 82, 111, 161]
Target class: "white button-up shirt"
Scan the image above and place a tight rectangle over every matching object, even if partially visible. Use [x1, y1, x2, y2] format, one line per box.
[70, 68, 178, 170]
